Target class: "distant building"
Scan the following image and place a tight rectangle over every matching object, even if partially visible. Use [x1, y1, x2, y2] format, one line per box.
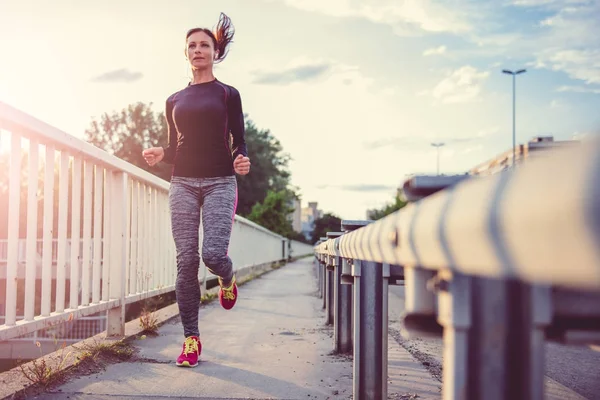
[301, 201, 322, 241]
[469, 135, 579, 177]
[287, 197, 302, 233]
[393, 135, 579, 207]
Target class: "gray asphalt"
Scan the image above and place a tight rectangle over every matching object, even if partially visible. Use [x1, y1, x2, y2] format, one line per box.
[31, 259, 441, 400]
[389, 285, 600, 400]
[35, 396, 285, 400]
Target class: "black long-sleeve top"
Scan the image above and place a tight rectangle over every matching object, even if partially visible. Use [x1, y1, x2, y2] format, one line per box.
[162, 79, 248, 177]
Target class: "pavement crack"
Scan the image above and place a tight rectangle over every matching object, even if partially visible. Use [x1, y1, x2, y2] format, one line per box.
[132, 357, 173, 364]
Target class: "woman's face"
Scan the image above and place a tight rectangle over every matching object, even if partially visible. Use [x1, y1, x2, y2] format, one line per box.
[186, 31, 216, 70]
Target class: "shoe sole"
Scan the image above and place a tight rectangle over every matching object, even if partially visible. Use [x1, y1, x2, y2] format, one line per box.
[176, 361, 198, 368]
[219, 301, 236, 310]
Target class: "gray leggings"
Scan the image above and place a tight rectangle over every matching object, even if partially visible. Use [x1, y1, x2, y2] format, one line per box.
[168, 175, 237, 338]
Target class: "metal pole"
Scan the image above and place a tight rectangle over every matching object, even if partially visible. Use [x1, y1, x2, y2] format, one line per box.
[354, 260, 384, 400]
[503, 68, 525, 167]
[352, 260, 362, 398]
[317, 256, 323, 298]
[326, 263, 334, 325]
[382, 263, 390, 400]
[322, 261, 326, 309]
[513, 74, 516, 167]
[431, 142, 445, 175]
[336, 257, 353, 353]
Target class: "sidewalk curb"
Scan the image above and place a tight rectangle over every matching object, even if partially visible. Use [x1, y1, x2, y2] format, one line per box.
[0, 257, 308, 400]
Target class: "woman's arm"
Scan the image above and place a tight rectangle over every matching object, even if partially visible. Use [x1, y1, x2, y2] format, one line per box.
[162, 97, 177, 164]
[228, 88, 248, 159]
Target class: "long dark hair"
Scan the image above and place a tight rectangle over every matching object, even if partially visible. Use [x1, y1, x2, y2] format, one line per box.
[186, 13, 235, 63]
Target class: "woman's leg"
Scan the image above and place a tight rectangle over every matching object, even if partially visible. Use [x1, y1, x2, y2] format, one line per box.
[200, 176, 237, 286]
[169, 177, 202, 338]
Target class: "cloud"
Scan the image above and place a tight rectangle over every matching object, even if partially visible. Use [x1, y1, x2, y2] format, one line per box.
[316, 184, 397, 192]
[363, 136, 422, 150]
[508, 1, 600, 85]
[557, 85, 600, 94]
[430, 65, 490, 103]
[274, 0, 473, 35]
[423, 45, 447, 56]
[252, 62, 332, 85]
[461, 144, 484, 154]
[476, 126, 501, 137]
[91, 68, 143, 83]
[550, 99, 571, 109]
[508, 0, 589, 8]
[538, 49, 600, 85]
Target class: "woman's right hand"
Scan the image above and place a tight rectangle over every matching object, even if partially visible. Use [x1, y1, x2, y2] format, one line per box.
[142, 147, 165, 167]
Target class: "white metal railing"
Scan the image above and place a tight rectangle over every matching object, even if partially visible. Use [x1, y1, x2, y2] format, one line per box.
[314, 137, 600, 400]
[0, 101, 312, 343]
[0, 315, 106, 343]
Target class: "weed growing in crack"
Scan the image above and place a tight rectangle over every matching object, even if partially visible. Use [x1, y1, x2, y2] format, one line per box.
[17, 313, 75, 388]
[74, 339, 134, 366]
[139, 308, 159, 336]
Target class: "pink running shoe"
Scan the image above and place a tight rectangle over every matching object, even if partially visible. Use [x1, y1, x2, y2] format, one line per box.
[219, 275, 238, 310]
[176, 336, 201, 367]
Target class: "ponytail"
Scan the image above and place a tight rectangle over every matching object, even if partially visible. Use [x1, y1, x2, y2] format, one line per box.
[185, 12, 235, 64]
[213, 13, 234, 63]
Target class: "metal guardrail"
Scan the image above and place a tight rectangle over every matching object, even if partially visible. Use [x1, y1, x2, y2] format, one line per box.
[314, 138, 600, 400]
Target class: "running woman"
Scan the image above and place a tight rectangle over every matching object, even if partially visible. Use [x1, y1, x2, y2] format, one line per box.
[142, 12, 251, 368]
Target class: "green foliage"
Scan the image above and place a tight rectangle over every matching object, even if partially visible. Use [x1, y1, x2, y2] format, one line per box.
[235, 118, 291, 216]
[246, 190, 296, 238]
[311, 213, 342, 244]
[84, 102, 172, 182]
[368, 192, 408, 220]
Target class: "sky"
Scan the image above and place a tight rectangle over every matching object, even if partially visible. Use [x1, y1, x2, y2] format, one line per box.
[1, 0, 599, 220]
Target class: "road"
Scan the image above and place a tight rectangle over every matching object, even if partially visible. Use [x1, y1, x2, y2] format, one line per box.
[388, 285, 600, 400]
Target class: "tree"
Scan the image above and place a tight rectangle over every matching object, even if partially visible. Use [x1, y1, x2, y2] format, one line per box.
[246, 190, 295, 238]
[311, 213, 342, 244]
[368, 191, 408, 220]
[84, 103, 292, 217]
[84, 102, 172, 182]
[235, 118, 291, 216]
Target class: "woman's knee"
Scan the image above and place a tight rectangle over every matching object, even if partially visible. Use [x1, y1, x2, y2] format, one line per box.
[202, 251, 229, 269]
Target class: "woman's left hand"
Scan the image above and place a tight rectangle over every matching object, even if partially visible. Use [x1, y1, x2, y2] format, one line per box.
[233, 155, 251, 175]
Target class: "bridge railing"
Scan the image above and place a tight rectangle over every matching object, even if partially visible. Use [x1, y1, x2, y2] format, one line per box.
[0, 101, 311, 344]
[314, 137, 600, 400]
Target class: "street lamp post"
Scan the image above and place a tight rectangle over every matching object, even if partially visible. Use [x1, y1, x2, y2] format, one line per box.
[502, 68, 527, 167]
[431, 142, 445, 175]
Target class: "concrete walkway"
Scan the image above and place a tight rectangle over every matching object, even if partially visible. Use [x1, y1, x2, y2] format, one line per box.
[33, 258, 441, 400]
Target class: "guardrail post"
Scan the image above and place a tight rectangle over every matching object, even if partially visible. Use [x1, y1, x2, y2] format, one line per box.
[320, 254, 326, 309]
[314, 245, 323, 299]
[337, 257, 353, 353]
[107, 171, 128, 337]
[436, 272, 548, 400]
[436, 270, 471, 400]
[340, 219, 385, 400]
[320, 237, 327, 310]
[326, 232, 344, 334]
[402, 267, 440, 336]
[353, 259, 385, 400]
[326, 255, 335, 325]
[530, 285, 552, 400]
